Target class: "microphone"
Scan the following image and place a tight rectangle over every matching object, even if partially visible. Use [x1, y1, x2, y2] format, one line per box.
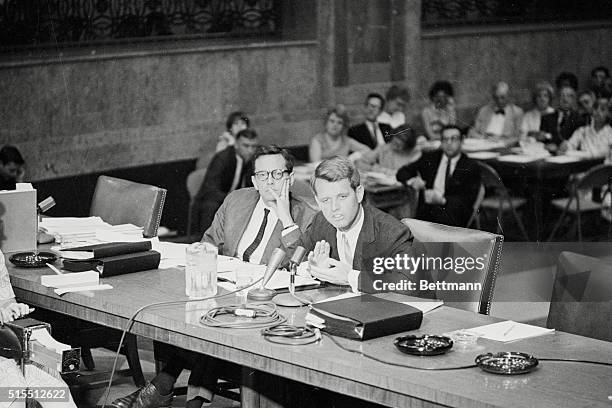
[247, 248, 286, 301]
[273, 246, 311, 307]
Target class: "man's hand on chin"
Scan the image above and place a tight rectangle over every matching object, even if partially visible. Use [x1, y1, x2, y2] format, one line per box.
[309, 258, 351, 285]
[270, 179, 294, 226]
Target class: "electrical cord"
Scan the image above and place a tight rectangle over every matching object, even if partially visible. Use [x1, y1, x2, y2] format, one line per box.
[261, 324, 321, 345]
[200, 302, 286, 329]
[101, 275, 264, 408]
[538, 358, 612, 367]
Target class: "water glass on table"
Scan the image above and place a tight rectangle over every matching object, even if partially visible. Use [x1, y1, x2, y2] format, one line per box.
[235, 262, 255, 304]
[185, 242, 217, 298]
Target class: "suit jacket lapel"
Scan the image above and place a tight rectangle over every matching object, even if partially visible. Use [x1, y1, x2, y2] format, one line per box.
[228, 192, 260, 257]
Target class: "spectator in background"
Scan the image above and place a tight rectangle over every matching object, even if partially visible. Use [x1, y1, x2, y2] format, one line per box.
[357, 124, 421, 176]
[196, 111, 250, 169]
[469, 81, 523, 147]
[421, 80, 456, 140]
[555, 71, 579, 92]
[378, 85, 410, 129]
[560, 97, 612, 158]
[0, 145, 25, 191]
[397, 125, 481, 227]
[541, 85, 585, 145]
[309, 105, 371, 162]
[590, 66, 610, 97]
[347, 93, 392, 149]
[577, 90, 596, 124]
[520, 81, 556, 141]
[190, 129, 258, 236]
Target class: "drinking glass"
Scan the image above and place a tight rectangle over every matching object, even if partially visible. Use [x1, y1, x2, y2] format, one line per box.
[185, 242, 217, 298]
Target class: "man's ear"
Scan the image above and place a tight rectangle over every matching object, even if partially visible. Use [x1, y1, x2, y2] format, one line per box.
[356, 185, 364, 203]
[288, 173, 295, 187]
[251, 175, 258, 190]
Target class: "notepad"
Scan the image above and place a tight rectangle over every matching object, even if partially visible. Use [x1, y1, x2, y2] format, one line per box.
[496, 155, 543, 163]
[466, 320, 554, 342]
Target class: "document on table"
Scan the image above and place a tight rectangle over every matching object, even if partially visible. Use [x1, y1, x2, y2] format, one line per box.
[496, 154, 543, 163]
[545, 155, 582, 163]
[465, 320, 555, 342]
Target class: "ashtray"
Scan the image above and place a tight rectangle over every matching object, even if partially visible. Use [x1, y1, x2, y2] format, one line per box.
[9, 251, 57, 268]
[475, 352, 538, 375]
[444, 329, 480, 346]
[394, 335, 453, 356]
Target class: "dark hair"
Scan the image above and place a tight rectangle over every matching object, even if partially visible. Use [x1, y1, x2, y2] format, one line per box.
[440, 124, 464, 140]
[365, 93, 385, 110]
[385, 85, 410, 103]
[0, 145, 24, 166]
[428, 81, 454, 100]
[591, 66, 610, 78]
[225, 111, 250, 131]
[310, 156, 360, 194]
[389, 125, 417, 151]
[252, 145, 295, 173]
[235, 128, 258, 141]
[555, 72, 579, 91]
[325, 104, 350, 130]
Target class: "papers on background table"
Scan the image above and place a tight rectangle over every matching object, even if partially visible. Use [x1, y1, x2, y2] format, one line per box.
[496, 154, 543, 163]
[467, 151, 500, 160]
[316, 292, 444, 314]
[461, 139, 505, 152]
[40, 217, 144, 247]
[465, 320, 554, 342]
[545, 155, 582, 164]
[364, 171, 401, 186]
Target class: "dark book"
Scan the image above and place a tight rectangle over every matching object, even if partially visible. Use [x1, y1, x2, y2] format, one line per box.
[62, 250, 160, 277]
[61, 241, 152, 259]
[308, 294, 423, 340]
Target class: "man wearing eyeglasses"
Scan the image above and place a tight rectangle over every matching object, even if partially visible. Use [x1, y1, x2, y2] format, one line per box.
[397, 125, 481, 227]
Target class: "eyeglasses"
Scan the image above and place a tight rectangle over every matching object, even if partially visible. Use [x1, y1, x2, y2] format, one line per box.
[253, 169, 290, 181]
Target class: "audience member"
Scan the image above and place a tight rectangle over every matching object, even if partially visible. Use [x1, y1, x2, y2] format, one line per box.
[195, 111, 250, 169]
[378, 85, 410, 128]
[520, 81, 556, 141]
[397, 125, 481, 227]
[190, 129, 258, 236]
[590, 66, 610, 97]
[0, 145, 25, 191]
[309, 105, 371, 162]
[347, 93, 392, 149]
[555, 71, 579, 92]
[577, 90, 596, 123]
[421, 81, 456, 140]
[469, 81, 523, 146]
[540, 85, 585, 144]
[291, 156, 430, 295]
[112, 146, 317, 408]
[357, 124, 421, 176]
[560, 97, 612, 158]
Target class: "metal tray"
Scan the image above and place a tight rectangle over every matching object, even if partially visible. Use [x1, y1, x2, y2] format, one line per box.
[9, 251, 57, 268]
[394, 335, 453, 356]
[475, 352, 539, 375]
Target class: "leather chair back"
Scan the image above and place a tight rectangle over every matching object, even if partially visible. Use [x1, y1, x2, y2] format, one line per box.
[401, 218, 503, 314]
[90, 176, 167, 238]
[547, 251, 612, 341]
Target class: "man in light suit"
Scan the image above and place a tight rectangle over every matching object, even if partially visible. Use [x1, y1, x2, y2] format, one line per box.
[291, 156, 430, 296]
[111, 145, 317, 408]
[397, 125, 481, 228]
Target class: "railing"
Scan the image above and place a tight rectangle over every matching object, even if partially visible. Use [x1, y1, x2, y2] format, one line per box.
[422, 0, 612, 28]
[0, 0, 281, 51]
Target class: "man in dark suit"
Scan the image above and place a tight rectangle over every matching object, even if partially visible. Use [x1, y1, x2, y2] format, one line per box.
[396, 125, 481, 227]
[540, 85, 585, 145]
[190, 129, 259, 236]
[291, 156, 430, 295]
[347, 93, 392, 149]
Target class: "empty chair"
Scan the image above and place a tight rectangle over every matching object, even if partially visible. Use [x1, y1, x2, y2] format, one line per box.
[186, 168, 207, 237]
[547, 164, 612, 242]
[90, 175, 167, 238]
[401, 218, 503, 314]
[466, 184, 485, 229]
[547, 251, 612, 341]
[476, 162, 529, 240]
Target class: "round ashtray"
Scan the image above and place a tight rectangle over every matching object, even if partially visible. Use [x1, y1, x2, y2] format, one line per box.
[9, 251, 57, 268]
[394, 335, 453, 356]
[445, 330, 480, 346]
[475, 352, 539, 375]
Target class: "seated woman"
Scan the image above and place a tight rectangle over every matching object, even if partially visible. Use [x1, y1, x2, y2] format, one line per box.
[357, 124, 421, 176]
[0, 250, 77, 408]
[309, 104, 371, 162]
[520, 81, 556, 143]
[421, 81, 456, 140]
[560, 97, 612, 158]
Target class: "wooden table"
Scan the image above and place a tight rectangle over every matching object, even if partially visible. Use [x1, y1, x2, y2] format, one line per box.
[8, 263, 612, 408]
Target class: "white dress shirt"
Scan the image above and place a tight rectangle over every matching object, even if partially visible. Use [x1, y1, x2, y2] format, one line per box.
[486, 111, 506, 137]
[433, 154, 460, 196]
[366, 120, 387, 147]
[236, 199, 279, 265]
[334, 206, 365, 292]
[378, 111, 406, 129]
[566, 124, 612, 158]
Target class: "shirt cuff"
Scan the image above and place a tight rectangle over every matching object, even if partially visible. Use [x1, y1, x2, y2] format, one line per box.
[347, 269, 360, 293]
[281, 225, 298, 237]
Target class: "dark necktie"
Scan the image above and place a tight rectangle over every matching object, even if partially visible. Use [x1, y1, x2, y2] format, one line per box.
[494, 108, 505, 115]
[444, 158, 451, 195]
[368, 121, 378, 145]
[242, 208, 270, 262]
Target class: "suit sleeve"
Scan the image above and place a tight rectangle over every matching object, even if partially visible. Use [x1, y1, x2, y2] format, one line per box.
[445, 160, 481, 215]
[396, 160, 421, 184]
[200, 192, 230, 248]
[197, 153, 230, 203]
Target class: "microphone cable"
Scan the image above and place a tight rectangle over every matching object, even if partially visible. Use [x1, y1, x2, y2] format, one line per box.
[261, 324, 321, 346]
[200, 302, 286, 329]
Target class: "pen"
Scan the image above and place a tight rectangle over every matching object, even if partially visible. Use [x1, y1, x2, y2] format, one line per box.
[46, 263, 63, 275]
[217, 277, 236, 284]
[503, 324, 515, 337]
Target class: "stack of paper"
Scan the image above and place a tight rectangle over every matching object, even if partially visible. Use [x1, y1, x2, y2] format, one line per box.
[462, 139, 506, 152]
[40, 217, 144, 247]
[465, 320, 555, 342]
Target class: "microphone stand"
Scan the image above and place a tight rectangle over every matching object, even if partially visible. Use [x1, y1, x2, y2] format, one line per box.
[273, 259, 312, 307]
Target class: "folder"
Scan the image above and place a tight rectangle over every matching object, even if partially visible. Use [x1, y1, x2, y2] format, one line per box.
[307, 294, 423, 340]
[62, 250, 161, 277]
[61, 241, 152, 259]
